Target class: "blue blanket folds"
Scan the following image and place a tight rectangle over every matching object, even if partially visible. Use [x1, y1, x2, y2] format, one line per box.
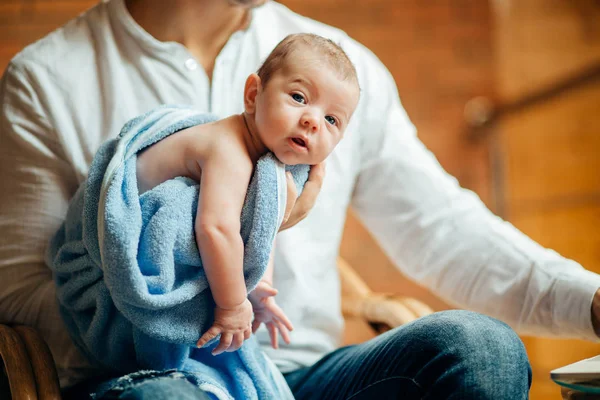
[47, 105, 308, 399]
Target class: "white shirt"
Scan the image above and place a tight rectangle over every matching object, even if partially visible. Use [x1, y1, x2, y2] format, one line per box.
[1, 0, 599, 388]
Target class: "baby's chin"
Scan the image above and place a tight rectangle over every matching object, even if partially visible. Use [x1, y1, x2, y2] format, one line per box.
[272, 151, 313, 166]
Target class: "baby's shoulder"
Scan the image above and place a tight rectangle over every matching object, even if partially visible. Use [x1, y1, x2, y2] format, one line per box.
[187, 123, 251, 167]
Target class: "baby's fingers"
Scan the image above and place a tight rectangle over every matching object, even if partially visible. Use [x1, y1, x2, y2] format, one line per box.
[252, 318, 262, 333]
[267, 322, 278, 349]
[258, 284, 278, 297]
[226, 332, 245, 353]
[274, 318, 291, 345]
[197, 325, 221, 348]
[270, 304, 293, 332]
[213, 332, 233, 356]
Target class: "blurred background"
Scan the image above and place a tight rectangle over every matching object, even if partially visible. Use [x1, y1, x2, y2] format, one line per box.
[1, 0, 599, 398]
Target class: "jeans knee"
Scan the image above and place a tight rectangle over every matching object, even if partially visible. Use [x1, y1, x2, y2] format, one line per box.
[369, 310, 530, 398]
[398, 311, 528, 374]
[117, 377, 210, 400]
[412, 310, 531, 394]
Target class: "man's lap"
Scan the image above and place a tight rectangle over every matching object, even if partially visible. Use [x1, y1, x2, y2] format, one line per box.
[66, 310, 531, 399]
[284, 310, 531, 400]
[62, 370, 209, 400]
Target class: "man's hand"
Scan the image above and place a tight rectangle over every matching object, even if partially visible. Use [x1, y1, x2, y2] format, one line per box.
[279, 162, 325, 231]
[562, 387, 600, 399]
[591, 288, 600, 337]
[559, 289, 600, 398]
[197, 299, 253, 355]
[248, 281, 294, 349]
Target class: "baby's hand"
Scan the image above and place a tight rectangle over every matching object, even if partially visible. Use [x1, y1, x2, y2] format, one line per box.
[197, 299, 253, 355]
[249, 281, 294, 349]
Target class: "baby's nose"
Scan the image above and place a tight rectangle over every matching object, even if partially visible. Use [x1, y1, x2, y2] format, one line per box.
[301, 114, 319, 132]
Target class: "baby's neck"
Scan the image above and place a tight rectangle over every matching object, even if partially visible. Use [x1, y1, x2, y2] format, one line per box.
[239, 114, 268, 164]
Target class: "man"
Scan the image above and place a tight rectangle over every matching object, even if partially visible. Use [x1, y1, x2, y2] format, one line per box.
[1, 0, 599, 398]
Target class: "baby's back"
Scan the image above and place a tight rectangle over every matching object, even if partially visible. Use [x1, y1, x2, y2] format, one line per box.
[136, 126, 205, 194]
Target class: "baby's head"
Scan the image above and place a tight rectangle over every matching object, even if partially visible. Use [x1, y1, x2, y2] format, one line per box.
[243, 33, 360, 165]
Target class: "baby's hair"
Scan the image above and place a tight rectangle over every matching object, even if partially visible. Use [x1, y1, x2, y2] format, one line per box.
[257, 33, 358, 89]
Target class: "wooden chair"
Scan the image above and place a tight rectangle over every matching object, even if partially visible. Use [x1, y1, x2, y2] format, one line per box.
[0, 258, 434, 400]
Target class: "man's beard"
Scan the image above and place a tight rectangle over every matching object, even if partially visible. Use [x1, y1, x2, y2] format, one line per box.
[228, 0, 268, 7]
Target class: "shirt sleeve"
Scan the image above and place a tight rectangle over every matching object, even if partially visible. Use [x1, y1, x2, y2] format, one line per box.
[350, 46, 600, 341]
[0, 61, 82, 364]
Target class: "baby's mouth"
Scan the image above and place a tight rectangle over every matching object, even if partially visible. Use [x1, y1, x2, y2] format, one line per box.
[291, 137, 307, 148]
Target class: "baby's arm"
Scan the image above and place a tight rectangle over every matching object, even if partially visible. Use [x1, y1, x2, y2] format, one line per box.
[195, 142, 254, 355]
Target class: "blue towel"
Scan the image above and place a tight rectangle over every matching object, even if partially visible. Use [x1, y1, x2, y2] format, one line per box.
[47, 105, 308, 399]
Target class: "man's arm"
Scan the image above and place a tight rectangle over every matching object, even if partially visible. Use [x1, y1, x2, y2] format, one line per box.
[591, 289, 600, 337]
[349, 43, 600, 340]
[0, 62, 86, 379]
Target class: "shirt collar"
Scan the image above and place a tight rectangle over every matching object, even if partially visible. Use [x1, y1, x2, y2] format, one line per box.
[106, 0, 257, 57]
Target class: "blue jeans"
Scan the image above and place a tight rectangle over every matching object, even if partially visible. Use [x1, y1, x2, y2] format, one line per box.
[284, 310, 531, 399]
[67, 310, 531, 399]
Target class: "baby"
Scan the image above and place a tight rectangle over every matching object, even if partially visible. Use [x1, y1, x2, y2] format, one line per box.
[136, 33, 360, 355]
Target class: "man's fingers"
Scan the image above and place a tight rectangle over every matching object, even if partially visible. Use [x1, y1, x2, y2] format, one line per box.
[561, 387, 600, 399]
[289, 164, 325, 217]
[197, 325, 221, 348]
[308, 161, 326, 183]
[213, 332, 233, 355]
[282, 172, 297, 225]
[280, 163, 325, 231]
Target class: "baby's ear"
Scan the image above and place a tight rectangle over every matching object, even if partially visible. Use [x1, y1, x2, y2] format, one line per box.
[243, 73, 262, 114]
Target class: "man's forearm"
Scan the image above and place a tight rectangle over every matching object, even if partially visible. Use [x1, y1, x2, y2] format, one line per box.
[591, 288, 600, 338]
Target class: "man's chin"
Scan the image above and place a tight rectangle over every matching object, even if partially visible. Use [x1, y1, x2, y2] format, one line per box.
[227, 0, 268, 7]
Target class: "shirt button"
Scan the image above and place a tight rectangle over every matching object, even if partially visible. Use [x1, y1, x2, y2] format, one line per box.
[184, 58, 198, 71]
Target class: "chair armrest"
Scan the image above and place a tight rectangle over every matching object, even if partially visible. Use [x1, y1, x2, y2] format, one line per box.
[338, 257, 434, 333]
[0, 324, 37, 399]
[13, 326, 61, 400]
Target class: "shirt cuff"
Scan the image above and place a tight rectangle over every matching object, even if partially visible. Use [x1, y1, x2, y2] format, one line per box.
[554, 267, 600, 341]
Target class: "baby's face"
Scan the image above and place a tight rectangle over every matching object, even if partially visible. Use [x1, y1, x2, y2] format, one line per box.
[253, 53, 359, 165]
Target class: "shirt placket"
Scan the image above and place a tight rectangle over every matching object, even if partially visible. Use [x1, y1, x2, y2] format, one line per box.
[178, 50, 211, 113]
[210, 32, 244, 117]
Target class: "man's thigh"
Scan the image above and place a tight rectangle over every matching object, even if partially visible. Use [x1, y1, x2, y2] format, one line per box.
[63, 370, 211, 400]
[284, 310, 531, 400]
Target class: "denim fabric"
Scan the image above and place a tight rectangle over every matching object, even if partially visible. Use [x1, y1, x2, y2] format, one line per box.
[63, 370, 211, 400]
[98, 376, 210, 400]
[284, 310, 532, 400]
[67, 310, 531, 399]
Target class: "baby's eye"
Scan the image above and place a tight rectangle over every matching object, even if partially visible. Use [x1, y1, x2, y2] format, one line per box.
[325, 115, 337, 126]
[291, 93, 306, 104]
